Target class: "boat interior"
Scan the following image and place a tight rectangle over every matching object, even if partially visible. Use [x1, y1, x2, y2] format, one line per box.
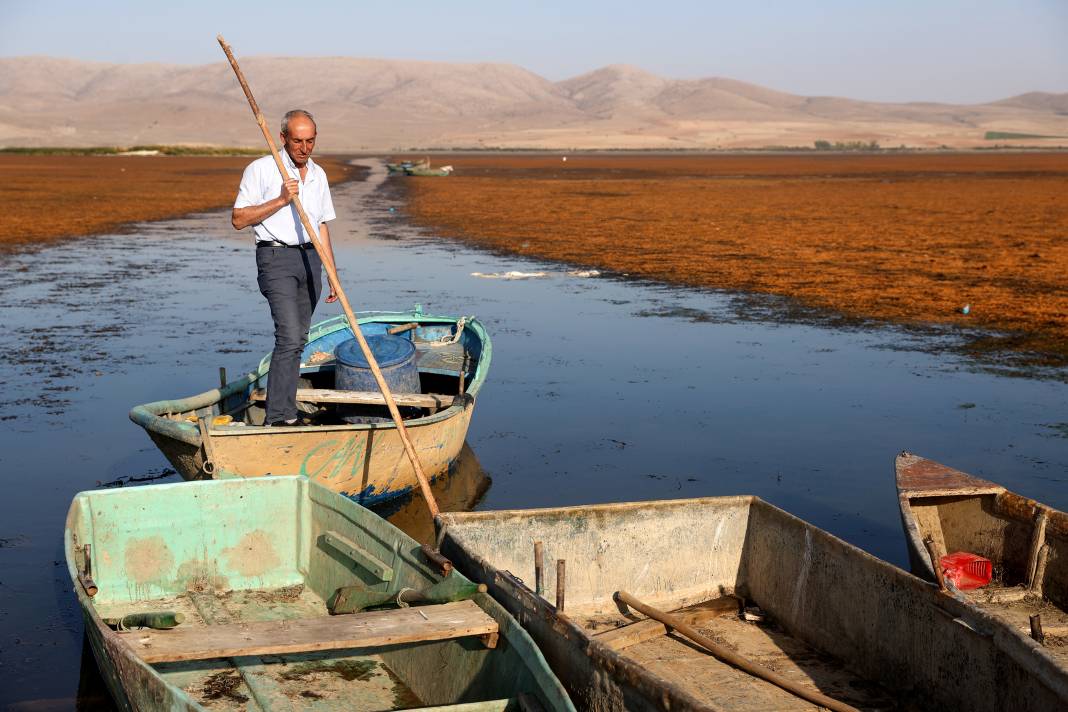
[205, 316, 482, 429]
[442, 497, 952, 711]
[67, 478, 555, 711]
[897, 455, 1068, 664]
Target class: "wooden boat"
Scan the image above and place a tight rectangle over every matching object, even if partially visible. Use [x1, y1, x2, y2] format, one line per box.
[129, 309, 491, 506]
[438, 496, 1068, 711]
[65, 476, 574, 711]
[405, 165, 453, 177]
[896, 453, 1068, 661]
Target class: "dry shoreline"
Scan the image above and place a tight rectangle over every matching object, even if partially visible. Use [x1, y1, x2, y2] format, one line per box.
[399, 153, 1068, 366]
[0, 154, 365, 251]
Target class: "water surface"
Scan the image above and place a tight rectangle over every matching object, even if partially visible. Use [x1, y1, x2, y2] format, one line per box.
[0, 161, 1064, 708]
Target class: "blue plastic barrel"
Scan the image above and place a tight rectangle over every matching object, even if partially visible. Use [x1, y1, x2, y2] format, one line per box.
[335, 336, 420, 424]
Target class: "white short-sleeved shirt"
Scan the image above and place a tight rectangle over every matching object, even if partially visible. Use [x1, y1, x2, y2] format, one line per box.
[233, 152, 336, 246]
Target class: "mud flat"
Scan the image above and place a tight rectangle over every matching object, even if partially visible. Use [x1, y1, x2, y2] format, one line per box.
[401, 153, 1068, 365]
[0, 154, 363, 250]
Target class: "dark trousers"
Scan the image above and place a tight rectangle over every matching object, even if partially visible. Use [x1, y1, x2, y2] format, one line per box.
[256, 246, 323, 424]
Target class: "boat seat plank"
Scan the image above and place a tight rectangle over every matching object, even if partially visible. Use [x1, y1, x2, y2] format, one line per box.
[414, 700, 513, 712]
[593, 597, 738, 651]
[897, 453, 1003, 497]
[250, 388, 455, 409]
[131, 600, 497, 664]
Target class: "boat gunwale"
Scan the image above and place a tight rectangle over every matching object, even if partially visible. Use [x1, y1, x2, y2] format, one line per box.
[128, 311, 491, 446]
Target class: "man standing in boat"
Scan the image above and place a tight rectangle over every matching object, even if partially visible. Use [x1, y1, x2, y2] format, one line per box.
[231, 109, 338, 427]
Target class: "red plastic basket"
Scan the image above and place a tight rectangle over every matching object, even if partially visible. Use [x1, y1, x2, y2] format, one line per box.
[940, 551, 992, 590]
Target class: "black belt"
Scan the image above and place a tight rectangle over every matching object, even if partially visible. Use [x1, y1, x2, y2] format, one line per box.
[257, 241, 315, 250]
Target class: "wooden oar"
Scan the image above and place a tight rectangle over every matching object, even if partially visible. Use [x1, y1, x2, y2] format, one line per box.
[614, 591, 860, 712]
[217, 34, 440, 518]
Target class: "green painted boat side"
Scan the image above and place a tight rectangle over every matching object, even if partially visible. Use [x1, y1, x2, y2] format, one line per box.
[128, 310, 492, 504]
[438, 497, 1068, 712]
[65, 477, 574, 712]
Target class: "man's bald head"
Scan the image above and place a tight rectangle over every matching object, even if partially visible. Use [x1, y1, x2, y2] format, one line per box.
[281, 110, 316, 136]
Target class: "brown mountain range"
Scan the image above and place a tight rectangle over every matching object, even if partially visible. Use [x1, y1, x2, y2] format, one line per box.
[1, 56, 1065, 149]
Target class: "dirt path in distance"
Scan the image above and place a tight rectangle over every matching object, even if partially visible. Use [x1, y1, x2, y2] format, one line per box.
[0, 154, 364, 250]
[401, 153, 1068, 365]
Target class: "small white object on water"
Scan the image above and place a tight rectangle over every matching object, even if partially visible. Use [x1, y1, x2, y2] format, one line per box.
[562, 156, 567, 162]
[961, 304, 971, 315]
[471, 271, 548, 280]
[567, 269, 601, 278]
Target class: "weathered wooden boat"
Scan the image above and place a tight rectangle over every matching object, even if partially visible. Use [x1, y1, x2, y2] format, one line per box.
[896, 452, 1068, 665]
[405, 165, 453, 177]
[129, 309, 490, 505]
[438, 496, 1068, 711]
[66, 476, 573, 711]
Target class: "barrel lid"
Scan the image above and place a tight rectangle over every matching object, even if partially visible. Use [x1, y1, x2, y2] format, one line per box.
[336, 335, 416, 369]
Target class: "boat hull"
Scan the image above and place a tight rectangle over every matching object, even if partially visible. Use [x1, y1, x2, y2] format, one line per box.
[130, 311, 491, 505]
[144, 399, 474, 505]
[439, 496, 1068, 711]
[895, 451, 1068, 691]
[66, 477, 573, 711]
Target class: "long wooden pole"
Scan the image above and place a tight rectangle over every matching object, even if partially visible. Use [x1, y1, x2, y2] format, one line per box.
[217, 35, 440, 518]
[614, 591, 860, 712]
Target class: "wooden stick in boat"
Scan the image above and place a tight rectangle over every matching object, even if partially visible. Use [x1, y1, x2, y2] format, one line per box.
[1026, 508, 1049, 589]
[387, 322, 419, 335]
[459, 351, 469, 396]
[614, 591, 861, 712]
[1031, 613, 1045, 644]
[1032, 544, 1050, 596]
[923, 536, 947, 591]
[534, 542, 544, 596]
[556, 560, 566, 612]
[217, 35, 440, 518]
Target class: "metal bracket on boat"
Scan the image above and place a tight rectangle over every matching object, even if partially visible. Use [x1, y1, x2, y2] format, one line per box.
[196, 410, 217, 476]
[421, 544, 453, 576]
[78, 544, 99, 597]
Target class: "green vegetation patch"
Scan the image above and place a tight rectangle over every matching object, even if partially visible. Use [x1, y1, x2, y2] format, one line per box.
[983, 131, 1064, 140]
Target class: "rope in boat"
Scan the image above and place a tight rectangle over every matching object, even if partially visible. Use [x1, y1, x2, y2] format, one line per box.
[428, 316, 470, 347]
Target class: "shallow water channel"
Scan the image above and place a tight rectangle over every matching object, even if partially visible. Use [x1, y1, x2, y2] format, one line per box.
[1, 161, 1065, 708]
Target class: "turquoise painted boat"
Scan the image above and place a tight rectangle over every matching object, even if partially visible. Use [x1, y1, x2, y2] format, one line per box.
[66, 476, 574, 711]
[129, 309, 491, 505]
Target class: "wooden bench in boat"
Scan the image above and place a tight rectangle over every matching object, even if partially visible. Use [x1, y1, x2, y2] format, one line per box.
[250, 388, 455, 409]
[126, 599, 497, 664]
[593, 597, 739, 651]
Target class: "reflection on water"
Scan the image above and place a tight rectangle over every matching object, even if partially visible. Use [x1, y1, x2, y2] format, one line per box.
[0, 159, 1064, 708]
[377, 442, 491, 546]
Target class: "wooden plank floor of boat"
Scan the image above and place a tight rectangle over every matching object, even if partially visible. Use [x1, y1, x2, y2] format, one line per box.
[96, 585, 481, 710]
[964, 586, 1068, 664]
[582, 602, 901, 712]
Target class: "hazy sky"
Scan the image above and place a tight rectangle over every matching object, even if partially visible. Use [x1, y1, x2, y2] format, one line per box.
[2, 0, 1065, 103]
